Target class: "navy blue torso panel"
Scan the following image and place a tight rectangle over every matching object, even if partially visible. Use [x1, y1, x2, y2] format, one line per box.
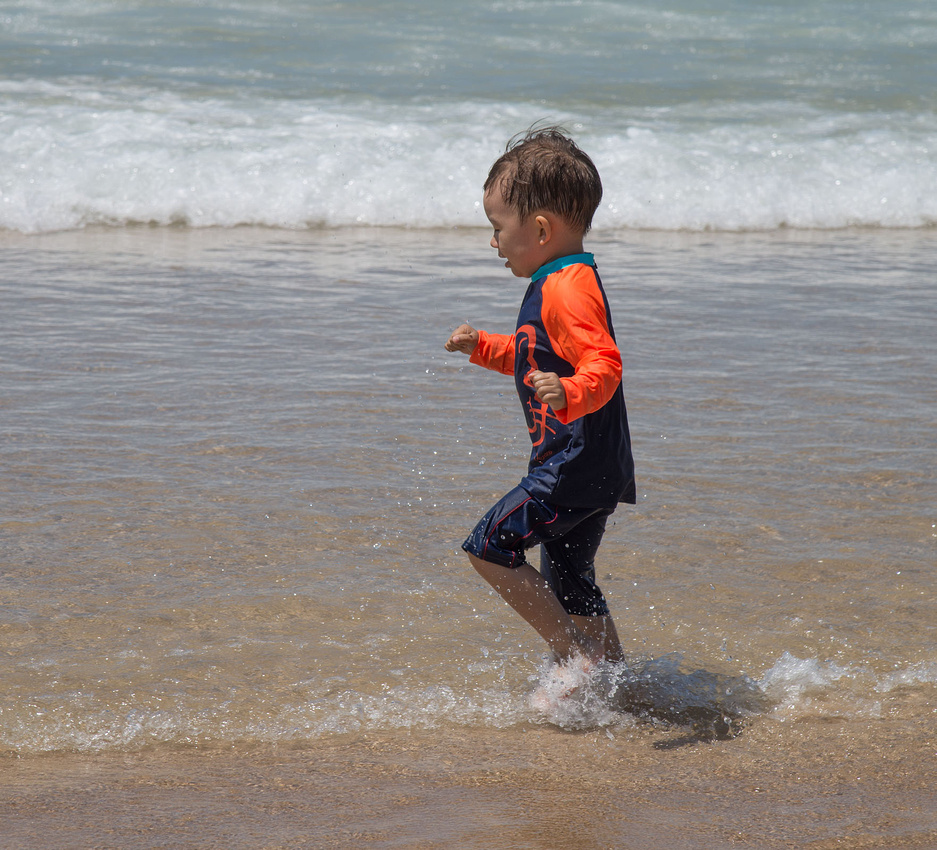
[513, 258, 636, 508]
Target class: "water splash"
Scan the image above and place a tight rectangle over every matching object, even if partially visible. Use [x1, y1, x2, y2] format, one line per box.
[529, 653, 769, 739]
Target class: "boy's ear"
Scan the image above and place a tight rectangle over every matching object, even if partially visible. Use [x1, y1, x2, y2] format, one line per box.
[535, 214, 552, 245]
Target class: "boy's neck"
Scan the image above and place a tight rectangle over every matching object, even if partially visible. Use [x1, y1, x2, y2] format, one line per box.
[527, 210, 587, 277]
[544, 231, 585, 262]
[534, 235, 587, 274]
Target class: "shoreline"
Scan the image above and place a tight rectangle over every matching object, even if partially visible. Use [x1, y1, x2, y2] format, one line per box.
[2, 719, 935, 849]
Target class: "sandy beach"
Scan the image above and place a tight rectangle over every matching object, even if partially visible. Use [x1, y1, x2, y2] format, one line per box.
[2, 717, 935, 849]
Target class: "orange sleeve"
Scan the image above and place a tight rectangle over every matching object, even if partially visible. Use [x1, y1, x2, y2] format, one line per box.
[541, 266, 622, 423]
[469, 329, 515, 375]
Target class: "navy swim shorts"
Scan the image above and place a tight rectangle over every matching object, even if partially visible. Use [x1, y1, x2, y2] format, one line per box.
[462, 485, 613, 617]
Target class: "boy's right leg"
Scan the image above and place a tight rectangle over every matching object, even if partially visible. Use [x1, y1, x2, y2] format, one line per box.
[468, 553, 604, 662]
[537, 508, 625, 662]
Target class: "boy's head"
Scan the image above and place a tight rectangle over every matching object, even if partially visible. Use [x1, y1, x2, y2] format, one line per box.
[483, 126, 603, 235]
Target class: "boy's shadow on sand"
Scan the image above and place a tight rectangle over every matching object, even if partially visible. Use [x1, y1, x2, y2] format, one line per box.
[611, 654, 771, 748]
[545, 653, 772, 748]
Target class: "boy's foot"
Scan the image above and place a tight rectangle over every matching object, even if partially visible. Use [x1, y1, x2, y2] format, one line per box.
[529, 653, 594, 712]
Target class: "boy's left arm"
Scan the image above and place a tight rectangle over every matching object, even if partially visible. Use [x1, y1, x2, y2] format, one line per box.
[542, 278, 622, 424]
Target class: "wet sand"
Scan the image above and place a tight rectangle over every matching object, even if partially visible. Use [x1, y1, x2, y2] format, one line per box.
[2, 715, 936, 849]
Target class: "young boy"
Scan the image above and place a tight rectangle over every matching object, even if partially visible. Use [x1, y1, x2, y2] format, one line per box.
[445, 127, 636, 667]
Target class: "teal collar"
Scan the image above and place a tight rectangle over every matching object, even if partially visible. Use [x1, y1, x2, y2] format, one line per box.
[532, 253, 595, 281]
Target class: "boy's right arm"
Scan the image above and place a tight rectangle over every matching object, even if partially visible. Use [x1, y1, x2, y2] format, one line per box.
[445, 324, 516, 375]
[444, 324, 479, 355]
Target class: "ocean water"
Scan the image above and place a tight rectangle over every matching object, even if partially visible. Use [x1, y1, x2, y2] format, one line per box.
[2, 0, 936, 233]
[1, 3, 936, 847]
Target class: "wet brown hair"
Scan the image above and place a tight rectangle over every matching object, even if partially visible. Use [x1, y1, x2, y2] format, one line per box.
[484, 125, 603, 234]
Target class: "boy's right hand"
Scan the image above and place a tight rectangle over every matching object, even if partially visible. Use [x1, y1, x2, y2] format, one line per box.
[444, 324, 479, 355]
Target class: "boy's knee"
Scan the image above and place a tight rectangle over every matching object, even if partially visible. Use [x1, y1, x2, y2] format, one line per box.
[467, 552, 521, 589]
[467, 552, 501, 575]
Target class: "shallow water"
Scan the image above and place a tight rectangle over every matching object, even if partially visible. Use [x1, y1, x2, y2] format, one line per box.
[1, 226, 935, 848]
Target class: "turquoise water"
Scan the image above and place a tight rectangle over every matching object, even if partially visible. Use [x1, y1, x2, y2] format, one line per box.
[4, 1, 934, 107]
[2, 0, 935, 230]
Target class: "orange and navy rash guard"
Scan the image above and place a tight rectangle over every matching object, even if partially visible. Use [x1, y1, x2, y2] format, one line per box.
[470, 253, 636, 508]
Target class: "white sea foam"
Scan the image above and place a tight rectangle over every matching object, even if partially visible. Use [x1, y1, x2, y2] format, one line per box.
[2, 652, 934, 754]
[875, 661, 937, 693]
[757, 652, 937, 722]
[0, 681, 530, 755]
[760, 652, 853, 708]
[2, 80, 935, 234]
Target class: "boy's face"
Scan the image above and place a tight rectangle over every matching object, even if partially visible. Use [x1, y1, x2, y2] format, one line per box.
[483, 181, 547, 279]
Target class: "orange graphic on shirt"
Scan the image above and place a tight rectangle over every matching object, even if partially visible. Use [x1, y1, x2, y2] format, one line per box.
[516, 323, 557, 448]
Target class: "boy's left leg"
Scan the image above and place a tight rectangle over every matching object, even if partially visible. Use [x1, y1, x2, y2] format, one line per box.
[462, 487, 621, 662]
[467, 554, 604, 662]
[463, 487, 616, 661]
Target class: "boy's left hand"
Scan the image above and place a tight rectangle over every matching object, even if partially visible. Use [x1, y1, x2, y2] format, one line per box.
[528, 370, 567, 411]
